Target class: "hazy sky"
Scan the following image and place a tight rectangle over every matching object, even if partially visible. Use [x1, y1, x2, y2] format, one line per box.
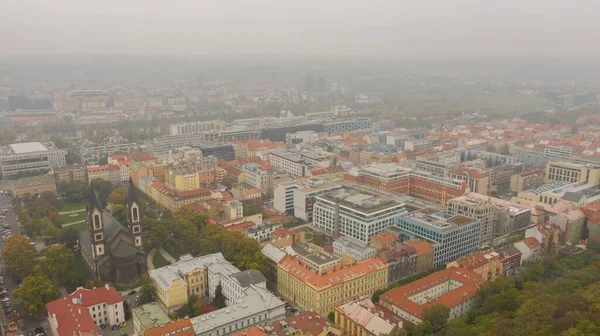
[2, 0, 599, 59]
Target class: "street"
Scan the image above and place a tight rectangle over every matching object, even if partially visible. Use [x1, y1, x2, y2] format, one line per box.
[0, 191, 48, 335]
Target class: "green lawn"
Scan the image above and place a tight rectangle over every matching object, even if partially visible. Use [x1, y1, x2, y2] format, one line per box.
[60, 212, 86, 225]
[153, 251, 171, 268]
[68, 221, 88, 232]
[58, 201, 86, 212]
[66, 252, 95, 292]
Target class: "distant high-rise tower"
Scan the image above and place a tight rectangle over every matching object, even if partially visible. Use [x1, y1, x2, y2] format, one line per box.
[305, 76, 316, 92]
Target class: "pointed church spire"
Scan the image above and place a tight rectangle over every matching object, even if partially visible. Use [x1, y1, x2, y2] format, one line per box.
[126, 177, 139, 208]
[87, 186, 103, 212]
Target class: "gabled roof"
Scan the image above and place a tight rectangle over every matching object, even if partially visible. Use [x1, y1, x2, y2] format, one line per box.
[46, 286, 123, 336]
[230, 269, 267, 287]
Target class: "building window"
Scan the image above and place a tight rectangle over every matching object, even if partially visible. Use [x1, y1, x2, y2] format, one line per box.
[94, 214, 101, 229]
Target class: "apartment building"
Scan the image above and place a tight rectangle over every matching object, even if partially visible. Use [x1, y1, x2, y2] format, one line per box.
[277, 255, 388, 315]
[54, 165, 88, 185]
[510, 167, 545, 193]
[404, 140, 430, 153]
[347, 164, 467, 206]
[169, 120, 217, 136]
[234, 311, 342, 336]
[394, 208, 481, 265]
[0, 142, 66, 179]
[46, 285, 124, 336]
[446, 196, 495, 248]
[145, 181, 212, 211]
[377, 240, 418, 283]
[379, 268, 484, 324]
[292, 179, 342, 221]
[70, 138, 140, 164]
[129, 162, 168, 187]
[446, 251, 502, 281]
[148, 129, 259, 156]
[461, 149, 519, 166]
[544, 161, 600, 184]
[322, 117, 372, 134]
[12, 174, 57, 198]
[87, 164, 121, 185]
[313, 187, 407, 243]
[166, 157, 221, 190]
[462, 193, 532, 236]
[332, 236, 378, 261]
[448, 167, 489, 195]
[494, 245, 522, 276]
[513, 146, 600, 167]
[335, 298, 396, 336]
[273, 180, 301, 214]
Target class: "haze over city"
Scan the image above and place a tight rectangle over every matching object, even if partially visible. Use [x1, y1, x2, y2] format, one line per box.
[2, 0, 600, 59]
[2, 1, 600, 336]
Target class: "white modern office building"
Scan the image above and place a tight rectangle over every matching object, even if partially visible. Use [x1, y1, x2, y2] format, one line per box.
[313, 187, 406, 243]
[0, 142, 66, 179]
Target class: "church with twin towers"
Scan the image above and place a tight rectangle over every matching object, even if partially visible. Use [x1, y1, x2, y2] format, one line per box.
[79, 178, 148, 286]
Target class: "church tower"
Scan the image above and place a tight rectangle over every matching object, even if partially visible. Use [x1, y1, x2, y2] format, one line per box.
[87, 188, 106, 259]
[125, 178, 142, 248]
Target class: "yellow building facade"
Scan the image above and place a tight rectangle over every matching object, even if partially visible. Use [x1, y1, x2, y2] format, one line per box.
[277, 256, 388, 315]
[545, 161, 600, 184]
[150, 254, 222, 311]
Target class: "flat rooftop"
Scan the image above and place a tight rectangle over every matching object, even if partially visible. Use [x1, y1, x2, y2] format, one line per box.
[132, 302, 171, 330]
[318, 187, 401, 213]
[400, 209, 477, 230]
[9, 142, 48, 154]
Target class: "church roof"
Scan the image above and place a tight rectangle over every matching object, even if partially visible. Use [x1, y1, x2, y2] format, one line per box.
[112, 239, 140, 258]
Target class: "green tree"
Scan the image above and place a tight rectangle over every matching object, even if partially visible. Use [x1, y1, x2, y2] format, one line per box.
[4, 235, 36, 280]
[41, 219, 60, 242]
[214, 284, 226, 308]
[39, 245, 74, 283]
[13, 274, 58, 315]
[138, 276, 155, 305]
[109, 187, 127, 205]
[90, 179, 114, 207]
[327, 311, 335, 322]
[58, 226, 80, 248]
[49, 134, 69, 149]
[187, 294, 202, 317]
[144, 218, 170, 249]
[422, 304, 450, 332]
[112, 204, 127, 224]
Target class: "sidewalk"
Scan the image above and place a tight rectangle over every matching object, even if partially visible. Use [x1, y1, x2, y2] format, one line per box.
[58, 209, 86, 215]
[147, 248, 157, 271]
[158, 247, 176, 263]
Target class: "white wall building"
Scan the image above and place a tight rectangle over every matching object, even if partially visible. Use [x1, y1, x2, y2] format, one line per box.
[46, 285, 124, 336]
[313, 187, 406, 243]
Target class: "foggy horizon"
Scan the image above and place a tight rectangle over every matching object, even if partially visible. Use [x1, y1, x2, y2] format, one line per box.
[3, 0, 600, 60]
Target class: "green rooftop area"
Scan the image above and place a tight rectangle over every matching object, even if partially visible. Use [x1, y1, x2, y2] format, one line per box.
[132, 302, 171, 330]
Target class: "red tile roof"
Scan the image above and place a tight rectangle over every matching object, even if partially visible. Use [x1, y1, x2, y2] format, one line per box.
[46, 286, 123, 336]
[406, 240, 433, 255]
[380, 267, 483, 319]
[144, 319, 195, 336]
[233, 327, 267, 336]
[372, 231, 399, 246]
[279, 255, 387, 289]
[522, 237, 541, 249]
